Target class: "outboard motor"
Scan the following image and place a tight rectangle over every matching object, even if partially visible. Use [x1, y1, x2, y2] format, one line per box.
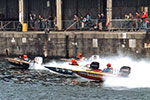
[34, 57, 43, 64]
[119, 66, 131, 77]
[29, 57, 44, 69]
[90, 62, 100, 69]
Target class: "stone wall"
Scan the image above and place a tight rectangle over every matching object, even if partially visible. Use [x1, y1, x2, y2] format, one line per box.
[0, 31, 149, 58]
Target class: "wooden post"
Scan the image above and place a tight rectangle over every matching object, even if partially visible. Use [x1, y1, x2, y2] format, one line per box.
[56, 0, 62, 30]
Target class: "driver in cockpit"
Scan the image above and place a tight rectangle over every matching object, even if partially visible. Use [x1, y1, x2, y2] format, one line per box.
[102, 63, 113, 73]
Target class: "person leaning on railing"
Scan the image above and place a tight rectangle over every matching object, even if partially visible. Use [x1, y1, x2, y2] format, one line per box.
[123, 14, 129, 29]
[73, 14, 80, 30]
[101, 13, 106, 30]
[128, 13, 134, 30]
[142, 11, 148, 31]
[16, 22, 22, 32]
[136, 11, 142, 31]
[98, 13, 102, 31]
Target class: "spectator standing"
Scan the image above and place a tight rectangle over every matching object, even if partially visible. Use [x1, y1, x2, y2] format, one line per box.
[48, 16, 54, 29]
[54, 16, 57, 30]
[33, 14, 37, 27]
[35, 15, 42, 30]
[86, 14, 92, 28]
[82, 17, 87, 28]
[73, 14, 80, 30]
[98, 14, 102, 31]
[44, 19, 48, 28]
[80, 16, 84, 30]
[142, 11, 148, 31]
[123, 14, 129, 28]
[125, 14, 129, 20]
[101, 13, 105, 30]
[41, 17, 45, 29]
[29, 13, 34, 29]
[128, 13, 134, 30]
[16, 22, 22, 32]
[136, 11, 141, 31]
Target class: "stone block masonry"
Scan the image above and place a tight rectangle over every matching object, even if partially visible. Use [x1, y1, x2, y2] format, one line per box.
[0, 31, 149, 58]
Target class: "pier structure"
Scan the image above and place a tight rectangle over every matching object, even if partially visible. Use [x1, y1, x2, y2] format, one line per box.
[0, 0, 149, 30]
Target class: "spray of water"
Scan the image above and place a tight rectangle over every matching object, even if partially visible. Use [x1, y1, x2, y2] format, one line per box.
[41, 55, 150, 89]
[101, 56, 150, 89]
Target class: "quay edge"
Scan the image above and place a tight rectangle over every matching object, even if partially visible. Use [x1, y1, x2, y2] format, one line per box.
[0, 31, 150, 59]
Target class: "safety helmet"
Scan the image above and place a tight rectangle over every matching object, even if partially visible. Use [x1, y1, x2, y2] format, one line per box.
[72, 59, 76, 63]
[78, 53, 82, 58]
[23, 55, 28, 59]
[107, 63, 111, 67]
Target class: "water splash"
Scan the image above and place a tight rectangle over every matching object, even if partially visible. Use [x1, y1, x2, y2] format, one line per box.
[39, 56, 150, 89]
[101, 56, 150, 89]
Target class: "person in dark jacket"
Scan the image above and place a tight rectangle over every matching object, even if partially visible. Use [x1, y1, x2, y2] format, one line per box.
[16, 22, 22, 32]
[101, 13, 106, 30]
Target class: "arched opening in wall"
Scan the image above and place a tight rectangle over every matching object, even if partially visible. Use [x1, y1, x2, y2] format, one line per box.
[5, 48, 9, 56]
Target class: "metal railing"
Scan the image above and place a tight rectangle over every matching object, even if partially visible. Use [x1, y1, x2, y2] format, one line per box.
[0, 19, 149, 31]
[0, 21, 19, 31]
[111, 19, 138, 31]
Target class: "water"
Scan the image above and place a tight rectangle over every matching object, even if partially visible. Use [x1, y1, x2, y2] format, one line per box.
[1, 56, 150, 100]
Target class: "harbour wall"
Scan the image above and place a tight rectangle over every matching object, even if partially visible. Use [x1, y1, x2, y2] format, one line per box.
[0, 31, 150, 58]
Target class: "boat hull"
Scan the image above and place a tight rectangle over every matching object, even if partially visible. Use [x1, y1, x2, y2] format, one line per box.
[73, 66, 131, 81]
[7, 58, 30, 69]
[73, 70, 104, 81]
[45, 66, 74, 75]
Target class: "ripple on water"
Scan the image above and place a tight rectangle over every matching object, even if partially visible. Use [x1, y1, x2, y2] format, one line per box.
[0, 58, 150, 100]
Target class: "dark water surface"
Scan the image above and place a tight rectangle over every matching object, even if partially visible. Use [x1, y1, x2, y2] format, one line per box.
[0, 58, 150, 100]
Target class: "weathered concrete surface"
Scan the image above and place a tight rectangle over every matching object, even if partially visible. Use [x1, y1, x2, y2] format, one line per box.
[0, 31, 149, 58]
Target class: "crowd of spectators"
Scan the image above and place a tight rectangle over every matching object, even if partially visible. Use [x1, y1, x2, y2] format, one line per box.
[15, 10, 149, 31]
[28, 13, 57, 31]
[72, 10, 149, 31]
[73, 13, 107, 31]
[123, 10, 149, 31]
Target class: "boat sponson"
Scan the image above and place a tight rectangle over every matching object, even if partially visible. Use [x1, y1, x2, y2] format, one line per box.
[45, 66, 74, 75]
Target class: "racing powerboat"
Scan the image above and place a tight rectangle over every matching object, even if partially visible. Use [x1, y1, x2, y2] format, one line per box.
[44, 64, 89, 76]
[6, 57, 31, 69]
[45, 66, 74, 75]
[6, 56, 46, 70]
[72, 62, 131, 81]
